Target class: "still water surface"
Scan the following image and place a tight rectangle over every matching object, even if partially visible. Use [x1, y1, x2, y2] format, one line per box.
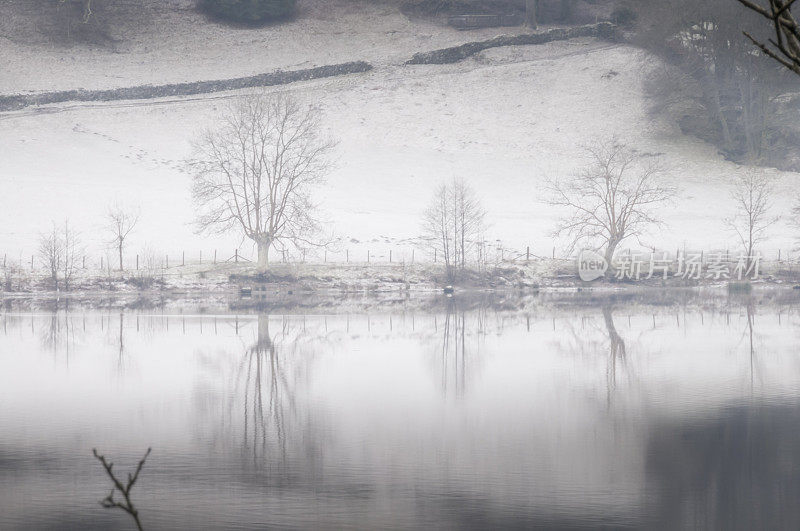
[2, 296, 800, 529]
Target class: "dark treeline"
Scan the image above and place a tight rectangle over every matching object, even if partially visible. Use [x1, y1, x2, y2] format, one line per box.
[635, 0, 800, 171]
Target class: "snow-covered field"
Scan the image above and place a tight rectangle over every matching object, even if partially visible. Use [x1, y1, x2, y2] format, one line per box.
[1, 15, 798, 267]
[1, 0, 533, 94]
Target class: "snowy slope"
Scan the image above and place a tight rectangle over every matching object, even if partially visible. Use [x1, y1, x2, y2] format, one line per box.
[0, 0, 533, 94]
[1, 38, 798, 266]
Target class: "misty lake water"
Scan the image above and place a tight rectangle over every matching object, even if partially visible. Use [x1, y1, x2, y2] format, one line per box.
[2, 293, 800, 530]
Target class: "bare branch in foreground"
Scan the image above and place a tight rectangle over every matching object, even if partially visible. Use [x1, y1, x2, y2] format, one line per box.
[92, 447, 152, 531]
[737, 0, 800, 74]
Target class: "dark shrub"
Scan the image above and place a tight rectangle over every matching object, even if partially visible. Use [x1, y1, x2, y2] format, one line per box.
[200, 0, 296, 24]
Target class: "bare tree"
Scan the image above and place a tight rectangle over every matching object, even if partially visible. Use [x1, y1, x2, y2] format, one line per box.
[525, 0, 539, 27]
[37, 220, 83, 292]
[737, 0, 800, 75]
[62, 220, 83, 291]
[638, 0, 789, 167]
[724, 169, 779, 270]
[424, 184, 454, 274]
[134, 246, 163, 290]
[547, 139, 675, 273]
[107, 203, 139, 272]
[38, 223, 64, 291]
[189, 92, 336, 273]
[2, 260, 16, 292]
[422, 178, 486, 280]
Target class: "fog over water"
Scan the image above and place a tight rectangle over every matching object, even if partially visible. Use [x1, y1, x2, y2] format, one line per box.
[2, 294, 800, 529]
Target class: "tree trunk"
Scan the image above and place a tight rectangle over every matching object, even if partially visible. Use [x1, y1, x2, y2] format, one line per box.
[604, 238, 620, 278]
[118, 242, 124, 272]
[525, 0, 539, 28]
[560, 0, 575, 22]
[257, 314, 273, 351]
[256, 236, 271, 273]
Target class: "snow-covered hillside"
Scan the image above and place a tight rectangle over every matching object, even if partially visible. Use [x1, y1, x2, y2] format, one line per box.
[1, 24, 798, 265]
[0, 0, 533, 94]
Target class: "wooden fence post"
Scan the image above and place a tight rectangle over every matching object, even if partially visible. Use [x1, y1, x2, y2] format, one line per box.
[526, 246, 530, 261]
[214, 250, 217, 264]
[346, 249, 349, 263]
[367, 250, 370, 263]
[412, 249, 415, 264]
[136, 255, 139, 270]
[235, 249, 238, 263]
[166, 255, 169, 268]
[182, 251, 185, 267]
[389, 250, 392, 263]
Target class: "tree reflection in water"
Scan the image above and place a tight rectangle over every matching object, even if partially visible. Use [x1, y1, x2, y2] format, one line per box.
[434, 301, 487, 398]
[742, 300, 763, 393]
[603, 306, 628, 403]
[554, 304, 633, 406]
[242, 316, 292, 465]
[646, 404, 800, 529]
[226, 314, 330, 472]
[38, 307, 82, 366]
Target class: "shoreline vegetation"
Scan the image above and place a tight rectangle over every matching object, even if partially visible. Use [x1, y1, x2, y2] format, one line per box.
[2, 258, 800, 308]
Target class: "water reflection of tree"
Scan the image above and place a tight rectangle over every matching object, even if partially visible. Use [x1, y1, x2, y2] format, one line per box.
[433, 302, 487, 398]
[228, 314, 320, 469]
[744, 300, 761, 391]
[728, 298, 765, 392]
[603, 306, 627, 401]
[242, 316, 289, 463]
[38, 310, 82, 363]
[117, 312, 125, 371]
[554, 305, 632, 405]
[646, 405, 800, 529]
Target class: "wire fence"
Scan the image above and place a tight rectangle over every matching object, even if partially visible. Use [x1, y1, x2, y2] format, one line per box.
[3, 245, 800, 277]
[1, 244, 534, 273]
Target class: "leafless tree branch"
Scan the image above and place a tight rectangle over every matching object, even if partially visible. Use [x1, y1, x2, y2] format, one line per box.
[546, 138, 675, 273]
[737, 0, 800, 74]
[422, 178, 487, 280]
[188, 92, 337, 272]
[92, 447, 152, 531]
[106, 203, 140, 272]
[723, 168, 780, 269]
